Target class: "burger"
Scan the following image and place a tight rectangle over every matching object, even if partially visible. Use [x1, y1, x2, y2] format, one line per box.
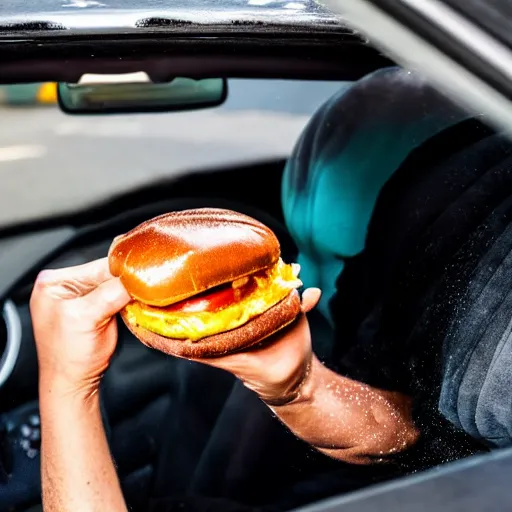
[108, 208, 303, 358]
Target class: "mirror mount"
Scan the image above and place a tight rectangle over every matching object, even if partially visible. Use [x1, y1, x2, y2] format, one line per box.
[57, 72, 227, 115]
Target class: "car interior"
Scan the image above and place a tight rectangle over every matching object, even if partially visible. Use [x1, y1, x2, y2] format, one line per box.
[2, 5, 512, 512]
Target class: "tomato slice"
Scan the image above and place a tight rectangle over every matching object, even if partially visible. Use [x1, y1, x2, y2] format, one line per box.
[164, 286, 238, 314]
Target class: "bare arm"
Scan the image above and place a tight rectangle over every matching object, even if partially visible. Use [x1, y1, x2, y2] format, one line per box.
[197, 289, 420, 466]
[29, 260, 132, 512]
[265, 355, 419, 465]
[39, 383, 128, 512]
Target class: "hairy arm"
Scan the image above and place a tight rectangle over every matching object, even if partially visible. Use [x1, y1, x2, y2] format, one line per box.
[265, 355, 419, 465]
[39, 383, 128, 512]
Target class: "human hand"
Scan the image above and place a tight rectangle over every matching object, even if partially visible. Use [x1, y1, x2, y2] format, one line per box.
[29, 258, 131, 398]
[191, 288, 321, 404]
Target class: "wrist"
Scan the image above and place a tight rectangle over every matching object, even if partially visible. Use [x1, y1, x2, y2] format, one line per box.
[261, 355, 321, 407]
[39, 374, 101, 408]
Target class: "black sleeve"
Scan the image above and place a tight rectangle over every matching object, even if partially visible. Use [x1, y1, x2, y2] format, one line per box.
[324, 122, 512, 466]
[331, 121, 512, 394]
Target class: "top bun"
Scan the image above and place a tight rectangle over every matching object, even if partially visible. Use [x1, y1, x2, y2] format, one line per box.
[108, 208, 280, 307]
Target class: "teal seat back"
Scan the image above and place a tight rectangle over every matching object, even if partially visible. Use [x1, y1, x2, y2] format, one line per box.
[282, 67, 472, 325]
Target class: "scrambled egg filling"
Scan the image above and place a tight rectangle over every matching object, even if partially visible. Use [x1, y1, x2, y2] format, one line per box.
[124, 259, 302, 342]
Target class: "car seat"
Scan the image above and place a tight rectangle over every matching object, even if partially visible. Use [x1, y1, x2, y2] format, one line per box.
[281, 66, 472, 359]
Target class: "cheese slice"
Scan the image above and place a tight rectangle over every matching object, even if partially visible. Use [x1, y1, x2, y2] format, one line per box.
[124, 259, 302, 341]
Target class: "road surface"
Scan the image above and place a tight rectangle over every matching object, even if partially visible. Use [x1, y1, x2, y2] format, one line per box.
[0, 79, 345, 227]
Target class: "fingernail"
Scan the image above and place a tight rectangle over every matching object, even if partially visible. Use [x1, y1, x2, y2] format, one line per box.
[36, 269, 55, 283]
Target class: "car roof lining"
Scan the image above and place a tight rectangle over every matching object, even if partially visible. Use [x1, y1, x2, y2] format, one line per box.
[0, 35, 393, 85]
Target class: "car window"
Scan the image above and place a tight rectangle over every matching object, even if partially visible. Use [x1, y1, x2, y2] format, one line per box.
[0, 79, 345, 227]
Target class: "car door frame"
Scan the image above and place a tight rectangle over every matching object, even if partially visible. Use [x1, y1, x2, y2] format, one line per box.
[322, 0, 512, 137]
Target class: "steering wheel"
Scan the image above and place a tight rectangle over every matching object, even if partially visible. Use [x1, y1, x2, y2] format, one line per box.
[0, 301, 22, 389]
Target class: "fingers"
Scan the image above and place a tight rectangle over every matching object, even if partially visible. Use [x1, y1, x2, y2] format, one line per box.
[35, 258, 113, 298]
[301, 288, 321, 313]
[76, 278, 131, 326]
[37, 258, 112, 285]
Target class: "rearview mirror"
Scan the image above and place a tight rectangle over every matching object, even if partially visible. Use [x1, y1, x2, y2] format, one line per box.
[57, 72, 227, 114]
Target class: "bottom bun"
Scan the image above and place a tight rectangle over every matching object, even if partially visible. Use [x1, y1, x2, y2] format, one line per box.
[120, 290, 301, 359]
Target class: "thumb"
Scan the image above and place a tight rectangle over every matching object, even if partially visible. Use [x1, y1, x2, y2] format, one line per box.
[301, 288, 321, 313]
[78, 278, 131, 326]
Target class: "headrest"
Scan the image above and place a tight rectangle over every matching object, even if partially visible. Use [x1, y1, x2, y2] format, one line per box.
[282, 66, 471, 323]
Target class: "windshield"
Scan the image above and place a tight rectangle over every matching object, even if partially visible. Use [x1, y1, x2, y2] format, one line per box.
[0, 79, 344, 227]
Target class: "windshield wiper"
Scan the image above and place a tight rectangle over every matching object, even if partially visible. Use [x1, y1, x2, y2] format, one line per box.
[135, 15, 351, 36]
[136, 17, 196, 29]
[0, 21, 66, 32]
[136, 18, 194, 29]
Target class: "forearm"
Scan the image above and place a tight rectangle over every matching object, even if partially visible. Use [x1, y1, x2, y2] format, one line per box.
[39, 382, 127, 512]
[265, 356, 419, 464]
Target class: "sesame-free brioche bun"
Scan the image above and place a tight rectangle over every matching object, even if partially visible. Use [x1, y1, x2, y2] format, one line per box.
[108, 208, 281, 307]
